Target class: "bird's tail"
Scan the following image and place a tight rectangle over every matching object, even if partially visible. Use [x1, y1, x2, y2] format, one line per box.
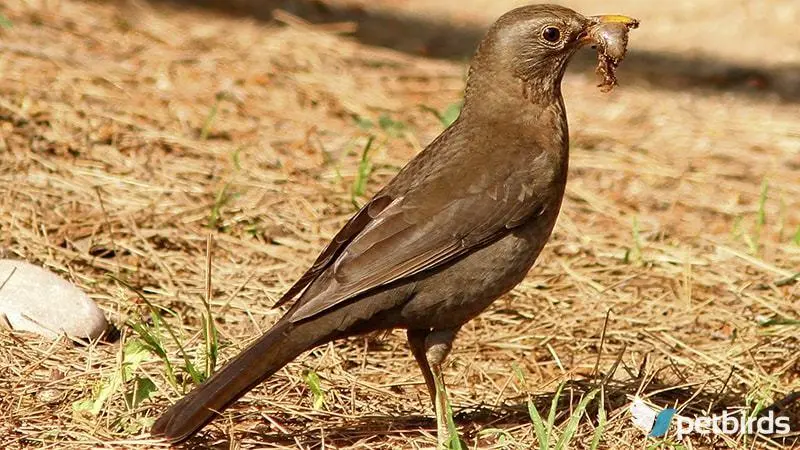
[150, 319, 323, 443]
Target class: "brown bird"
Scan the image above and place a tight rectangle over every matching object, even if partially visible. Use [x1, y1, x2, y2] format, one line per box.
[151, 5, 637, 445]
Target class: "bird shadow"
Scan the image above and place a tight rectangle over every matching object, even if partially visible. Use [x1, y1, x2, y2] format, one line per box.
[140, 0, 800, 102]
[177, 367, 800, 448]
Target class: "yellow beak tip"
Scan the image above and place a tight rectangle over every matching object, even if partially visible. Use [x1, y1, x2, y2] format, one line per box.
[589, 15, 640, 28]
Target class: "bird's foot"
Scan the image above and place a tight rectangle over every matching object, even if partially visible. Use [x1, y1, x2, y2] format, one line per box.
[433, 363, 452, 449]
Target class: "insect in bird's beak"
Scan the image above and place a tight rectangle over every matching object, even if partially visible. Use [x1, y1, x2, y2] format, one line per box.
[578, 14, 639, 91]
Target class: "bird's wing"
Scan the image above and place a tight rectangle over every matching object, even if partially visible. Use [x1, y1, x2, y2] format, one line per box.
[272, 195, 394, 309]
[285, 155, 549, 322]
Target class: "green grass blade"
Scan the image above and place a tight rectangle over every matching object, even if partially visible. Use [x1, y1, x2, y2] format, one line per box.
[201, 312, 218, 377]
[757, 180, 768, 228]
[303, 370, 326, 410]
[440, 102, 462, 127]
[200, 97, 220, 141]
[511, 364, 549, 450]
[0, 13, 12, 29]
[201, 236, 218, 379]
[432, 367, 461, 450]
[445, 396, 462, 450]
[111, 274, 206, 385]
[547, 382, 565, 437]
[351, 136, 375, 208]
[529, 398, 549, 450]
[555, 389, 598, 450]
[420, 102, 461, 128]
[589, 388, 606, 450]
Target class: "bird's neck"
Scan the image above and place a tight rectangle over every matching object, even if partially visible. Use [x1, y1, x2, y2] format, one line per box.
[461, 68, 569, 152]
[460, 69, 570, 187]
[463, 55, 567, 105]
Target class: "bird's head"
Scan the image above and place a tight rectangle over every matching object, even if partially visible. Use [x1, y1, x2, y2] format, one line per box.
[465, 5, 637, 103]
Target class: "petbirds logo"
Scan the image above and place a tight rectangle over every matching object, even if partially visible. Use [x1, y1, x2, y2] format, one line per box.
[630, 398, 676, 437]
[629, 398, 792, 439]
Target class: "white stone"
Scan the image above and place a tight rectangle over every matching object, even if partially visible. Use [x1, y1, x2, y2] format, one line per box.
[0, 260, 107, 340]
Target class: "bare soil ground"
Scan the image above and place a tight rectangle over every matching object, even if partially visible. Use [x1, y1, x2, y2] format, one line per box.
[0, 1, 798, 449]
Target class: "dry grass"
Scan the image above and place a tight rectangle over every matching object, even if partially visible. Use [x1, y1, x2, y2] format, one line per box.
[0, 0, 798, 449]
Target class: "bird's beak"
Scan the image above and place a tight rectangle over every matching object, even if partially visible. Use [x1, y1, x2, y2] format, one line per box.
[578, 15, 640, 46]
[587, 15, 640, 27]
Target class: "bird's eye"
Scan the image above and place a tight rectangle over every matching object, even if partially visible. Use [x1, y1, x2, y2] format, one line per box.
[542, 26, 561, 43]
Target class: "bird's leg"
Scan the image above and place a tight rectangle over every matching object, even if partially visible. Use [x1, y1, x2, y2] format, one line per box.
[407, 329, 437, 406]
[425, 329, 458, 449]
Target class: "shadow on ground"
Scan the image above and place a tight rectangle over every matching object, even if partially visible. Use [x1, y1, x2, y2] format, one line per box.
[180, 373, 800, 448]
[143, 0, 800, 102]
